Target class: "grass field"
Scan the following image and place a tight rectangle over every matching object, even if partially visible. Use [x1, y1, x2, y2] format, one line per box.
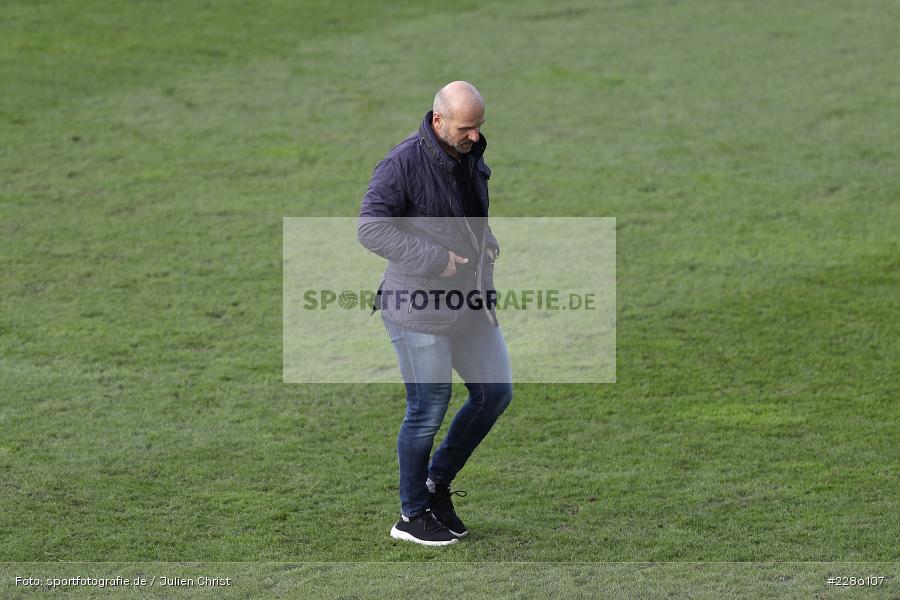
[1, 0, 898, 597]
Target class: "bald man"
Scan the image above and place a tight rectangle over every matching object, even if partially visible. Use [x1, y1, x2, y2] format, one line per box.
[358, 82, 513, 546]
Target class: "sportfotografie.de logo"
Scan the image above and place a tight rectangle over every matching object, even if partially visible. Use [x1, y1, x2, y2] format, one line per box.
[302, 289, 597, 311]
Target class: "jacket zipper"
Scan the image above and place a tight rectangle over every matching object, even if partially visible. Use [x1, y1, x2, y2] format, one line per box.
[446, 165, 497, 325]
[445, 167, 481, 256]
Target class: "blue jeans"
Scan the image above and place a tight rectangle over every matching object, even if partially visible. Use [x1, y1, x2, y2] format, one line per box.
[382, 313, 513, 518]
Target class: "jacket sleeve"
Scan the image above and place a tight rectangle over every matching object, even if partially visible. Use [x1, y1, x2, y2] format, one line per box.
[357, 157, 449, 277]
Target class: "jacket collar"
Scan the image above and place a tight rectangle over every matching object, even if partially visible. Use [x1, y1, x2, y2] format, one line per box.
[418, 110, 487, 174]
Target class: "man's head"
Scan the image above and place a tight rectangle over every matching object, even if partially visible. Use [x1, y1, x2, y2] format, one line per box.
[431, 81, 485, 158]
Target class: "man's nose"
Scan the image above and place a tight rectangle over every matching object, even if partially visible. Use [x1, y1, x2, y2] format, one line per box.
[468, 129, 479, 142]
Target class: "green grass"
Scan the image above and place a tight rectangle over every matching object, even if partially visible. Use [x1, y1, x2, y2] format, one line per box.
[2, 562, 897, 599]
[1, 0, 898, 597]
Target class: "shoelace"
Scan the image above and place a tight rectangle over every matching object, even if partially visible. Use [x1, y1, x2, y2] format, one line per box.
[435, 488, 467, 512]
[436, 487, 467, 499]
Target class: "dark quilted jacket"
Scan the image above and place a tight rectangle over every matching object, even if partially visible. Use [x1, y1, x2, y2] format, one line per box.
[358, 110, 500, 334]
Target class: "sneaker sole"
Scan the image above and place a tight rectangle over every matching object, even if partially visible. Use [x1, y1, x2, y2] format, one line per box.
[390, 526, 458, 547]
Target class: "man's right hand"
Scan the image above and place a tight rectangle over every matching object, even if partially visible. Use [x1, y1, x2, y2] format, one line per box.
[440, 250, 468, 278]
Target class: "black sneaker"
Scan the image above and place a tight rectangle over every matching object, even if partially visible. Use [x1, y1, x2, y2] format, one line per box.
[389, 509, 458, 546]
[429, 485, 469, 537]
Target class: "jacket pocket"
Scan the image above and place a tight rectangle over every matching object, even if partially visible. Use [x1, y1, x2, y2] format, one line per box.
[382, 275, 460, 325]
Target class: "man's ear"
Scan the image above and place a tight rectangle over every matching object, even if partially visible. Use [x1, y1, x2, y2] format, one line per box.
[432, 112, 443, 130]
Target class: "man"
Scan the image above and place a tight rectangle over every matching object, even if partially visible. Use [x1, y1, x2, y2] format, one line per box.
[358, 81, 513, 546]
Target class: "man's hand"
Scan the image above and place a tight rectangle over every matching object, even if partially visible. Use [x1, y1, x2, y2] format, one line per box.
[440, 250, 468, 278]
[487, 248, 498, 261]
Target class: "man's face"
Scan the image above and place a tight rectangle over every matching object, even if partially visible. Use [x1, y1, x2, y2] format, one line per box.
[434, 105, 485, 156]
